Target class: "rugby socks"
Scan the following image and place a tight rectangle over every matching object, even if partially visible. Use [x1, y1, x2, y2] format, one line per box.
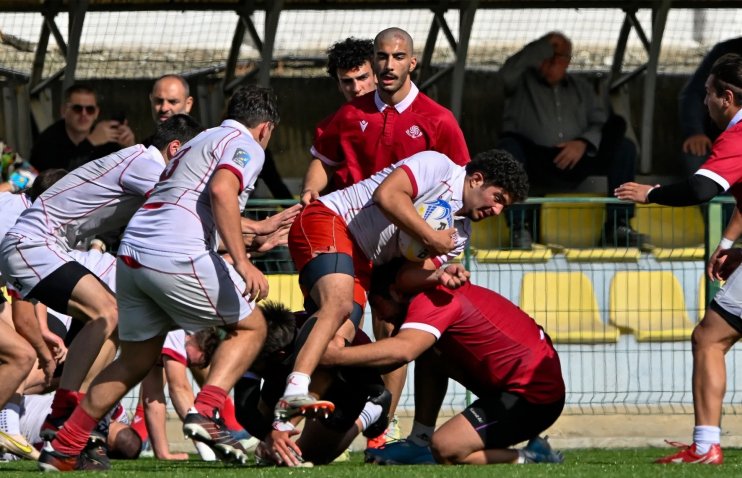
[52, 406, 98, 456]
[194, 385, 228, 418]
[407, 421, 434, 447]
[0, 401, 21, 435]
[50, 389, 82, 419]
[220, 397, 243, 431]
[693, 425, 721, 454]
[284, 372, 311, 396]
[357, 401, 383, 432]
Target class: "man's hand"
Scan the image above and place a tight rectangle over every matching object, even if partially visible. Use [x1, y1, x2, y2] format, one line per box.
[157, 451, 189, 460]
[114, 122, 136, 147]
[300, 189, 319, 206]
[682, 134, 713, 157]
[421, 228, 457, 257]
[87, 120, 124, 146]
[709, 247, 742, 281]
[249, 203, 302, 236]
[235, 260, 269, 302]
[37, 346, 56, 386]
[42, 332, 68, 363]
[614, 182, 658, 204]
[554, 140, 587, 170]
[250, 224, 291, 253]
[436, 264, 471, 290]
[262, 428, 302, 466]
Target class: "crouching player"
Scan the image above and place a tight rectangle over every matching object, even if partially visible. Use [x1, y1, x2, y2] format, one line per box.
[322, 259, 566, 465]
[233, 303, 391, 466]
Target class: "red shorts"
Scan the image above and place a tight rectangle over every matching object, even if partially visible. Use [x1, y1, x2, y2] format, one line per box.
[288, 201, 371, 308]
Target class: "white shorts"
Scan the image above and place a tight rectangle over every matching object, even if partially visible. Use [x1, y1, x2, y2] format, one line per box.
[0, 233, 72, 299]
[115, 244, 256, 341]
[713, 266, 742, 319]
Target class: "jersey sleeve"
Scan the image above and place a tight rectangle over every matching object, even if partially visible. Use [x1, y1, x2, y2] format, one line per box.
[161, 330, 187, 366]
[696, 129, 742, 191]
[400, 288, 460, 339]
[398, 151, 456, 200]
[310, 108, 347, 167]
[121, 153, 165, 196]
[215, 138, 266, 191]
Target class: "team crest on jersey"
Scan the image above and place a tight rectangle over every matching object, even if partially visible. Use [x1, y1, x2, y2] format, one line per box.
[360, 120, 369, 132]
[232, 148, 250, 167]
[406, 125, 423, 139]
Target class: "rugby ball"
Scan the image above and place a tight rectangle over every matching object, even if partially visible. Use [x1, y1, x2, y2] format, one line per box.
[398, 199, 454, 262]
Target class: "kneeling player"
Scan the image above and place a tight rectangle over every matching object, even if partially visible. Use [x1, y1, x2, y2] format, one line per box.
[234, 304, 391, 466]
[323, 259, 566, 465]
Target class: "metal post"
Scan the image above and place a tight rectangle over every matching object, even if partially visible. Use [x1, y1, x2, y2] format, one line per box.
[62, 0, 89, 92]
[258, 0, 284, 87]
[450, 0, 477, 120]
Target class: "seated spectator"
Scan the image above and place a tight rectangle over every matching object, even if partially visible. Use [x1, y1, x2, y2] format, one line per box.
[30, 83, 135, 172]
[497, 32, 644, 248]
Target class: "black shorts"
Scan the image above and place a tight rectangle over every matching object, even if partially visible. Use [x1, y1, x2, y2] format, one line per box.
[318, 367, 385, 432]
[461, 391, 565, 449]
[27, 261, 95, 313]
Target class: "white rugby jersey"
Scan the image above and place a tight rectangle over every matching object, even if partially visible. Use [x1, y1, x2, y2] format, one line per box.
[121, 120, 265, 254]
[319, 150, 471, 266]
[0, 192, 30, 240]
[7, 145, 165, 250]
[162, 329, 188, 366]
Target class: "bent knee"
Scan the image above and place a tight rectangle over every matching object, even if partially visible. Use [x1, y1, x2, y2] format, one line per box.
[4, 340, 37, 372]
[430, 437, 461, 464]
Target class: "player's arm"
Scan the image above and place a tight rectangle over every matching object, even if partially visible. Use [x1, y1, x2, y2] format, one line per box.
[239, 203, 302, 236]
[396, 262, 471, 292]
[709, 206, 742, 281]
[11, 298, 55, 384]
[163, 358, 195, 420]
[615, 175, 722, 206]
[373, 169, 455, 257]
[323, 328, 436, 369]
[140, 365, 178, 460]
[300, 158, 337, 205]
[210, 168, 268, 301]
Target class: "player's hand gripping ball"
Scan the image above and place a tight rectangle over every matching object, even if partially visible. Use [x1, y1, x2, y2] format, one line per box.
[398, 198, 454, 262]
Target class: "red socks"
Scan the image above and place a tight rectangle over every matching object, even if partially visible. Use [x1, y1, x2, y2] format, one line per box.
[194, 385, 227, 418]
[52, 406, 98, 456]
[221, 397, 243, 431]
[50, 389, 83, 419]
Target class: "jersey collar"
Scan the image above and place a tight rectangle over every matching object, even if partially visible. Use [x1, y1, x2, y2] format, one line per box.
[727, 109, 742, 130]
[374, 82, 419, 114]
[221, 119, 251, 136]
[146, 145, 166, 167]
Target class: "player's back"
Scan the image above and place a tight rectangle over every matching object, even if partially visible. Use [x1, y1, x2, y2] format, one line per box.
[0, 192, 31, 239]
[122, 120, 265, 255]
[8, 145, 164, 249]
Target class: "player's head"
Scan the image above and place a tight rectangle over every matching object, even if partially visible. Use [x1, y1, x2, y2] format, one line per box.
[257, 301, 297, 362]
[184, 327, 222, 368]
[540, 31, 572, 86]
[151, 113, 203, 162]
[107, 422, 143, 460]
[706, 53, 742, 129]
[373, 28, 417, 99]
[26, 168, 68, 201]
[227, 85, 280, 150]
[461, 149, 529, 222]
[62, 83, 100, 136]
[327, 38, 375, 102]
[150, 74, 194, 125]
[367, 258, 411, 329]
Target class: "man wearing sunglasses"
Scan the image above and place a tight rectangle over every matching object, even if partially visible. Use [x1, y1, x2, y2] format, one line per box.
[30, 84, 135, 172]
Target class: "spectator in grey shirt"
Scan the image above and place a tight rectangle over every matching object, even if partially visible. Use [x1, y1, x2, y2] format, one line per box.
[497, 32, 643, 249]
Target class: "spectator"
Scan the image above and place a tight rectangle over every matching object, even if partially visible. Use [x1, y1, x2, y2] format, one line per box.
[497, 32, 643, 249]
[30, 84, 135, 171]
[679, 37, 742, 175]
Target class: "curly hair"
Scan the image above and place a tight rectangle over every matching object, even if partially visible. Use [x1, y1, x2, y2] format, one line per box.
[465, 149, 529, 203]
[326, 37, 374, 80]
[258, 301, 297, 360]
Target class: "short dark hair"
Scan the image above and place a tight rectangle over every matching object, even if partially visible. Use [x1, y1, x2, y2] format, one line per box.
[258, 301, 296, 360]
[465, 149, 529, 203]
[27, 168, 67, 201]
[64, 83, 97, 103]
[226, 85, 280, 129]
[190, 327, 222, 369]
[150, 114, 203, 150]
[368, 258, 406, 301]
[710, 53, 742, 106]
[326, 37, 374, 80]
[108, 426, 142, 460]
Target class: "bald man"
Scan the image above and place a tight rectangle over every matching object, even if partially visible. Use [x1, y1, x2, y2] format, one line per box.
[142, 75, 194, 146]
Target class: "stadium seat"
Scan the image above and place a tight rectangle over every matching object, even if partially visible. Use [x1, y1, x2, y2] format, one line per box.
[520, 271, 619, 344]
[609, 271, 695, 342]
[469, 214, 511, 250]
[265, 274, 304, 312]
[631, 204, 704, 260]
[539, 194, 604, 249]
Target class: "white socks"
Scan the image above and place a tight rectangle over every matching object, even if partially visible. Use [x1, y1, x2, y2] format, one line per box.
[693, 425, 721, 454]
[0, 402, 21, 435]
[284, 372, 311, 397]
[407, 421, 434, 447]
[357, 401, 383, 432]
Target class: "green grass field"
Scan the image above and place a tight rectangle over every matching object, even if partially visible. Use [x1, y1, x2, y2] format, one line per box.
[3, 449, 742, 477]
